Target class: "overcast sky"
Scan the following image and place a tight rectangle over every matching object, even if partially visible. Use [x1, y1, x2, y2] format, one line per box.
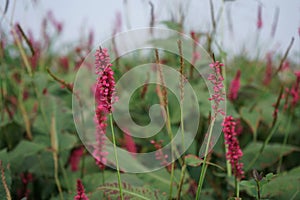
[1, 0, 299, 61]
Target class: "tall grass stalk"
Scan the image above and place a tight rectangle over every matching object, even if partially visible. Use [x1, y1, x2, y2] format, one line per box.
[177, 39, 187, 199]
[155, 49, 176, 199]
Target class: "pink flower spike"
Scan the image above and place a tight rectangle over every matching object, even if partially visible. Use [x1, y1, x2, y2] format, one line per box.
[75, 179, 89, 200]
[223, 116, 244, 180]
[229, 70, 241, 101]
[257, 4, 263, 29]
[93, 47, 117, 170]
[208, 61, 225, 117]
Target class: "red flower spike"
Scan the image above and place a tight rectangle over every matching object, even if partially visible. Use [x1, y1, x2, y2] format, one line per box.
[222, 116, 245, 180]
[75, 179, 89, 200]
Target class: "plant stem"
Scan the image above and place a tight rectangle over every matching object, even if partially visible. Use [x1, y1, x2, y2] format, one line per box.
[165, 106, 175, 199]
[277, 115, 292, 173]
[195, 117, 216, 199]
[225, 143, 232, 177]
[18, 84, 33, 140]
[176, 39, 187, 199]
[235, 178, 240, 198]
[177, 163, 187, 199]
[50, 115, 63, 200]
[109, 114, 124, 200]
[255, 180, 261, 200]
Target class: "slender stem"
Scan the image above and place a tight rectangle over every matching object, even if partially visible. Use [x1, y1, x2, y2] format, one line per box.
[256, 180, 261, 200]
[224, 143, 232, 177]
[195, 117, 216, 199]
[235, 178, 240, 198]
[177, 163, 187, 199]
[109, 114, 124, 200]
[176, 39, 187, 199]
[165, 106, 175, 199]
[176, 99, 186, 199]
[50, 116, 63, 200]
[277, 115, 292, 173]
[18, 84, 33, 140]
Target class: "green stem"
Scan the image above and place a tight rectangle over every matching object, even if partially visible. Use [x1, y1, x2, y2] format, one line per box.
[277, 115, 292, 173]
[165, 106, 175, 199]
[225, 143, 232, 177]
[176, 98, 186, 199]
[235, 178, 240, 198]
[256, 180, 261, 200]
[177, 163, 187, 199]
[109, 114, 124, 200]
[195, 117, 216, 199]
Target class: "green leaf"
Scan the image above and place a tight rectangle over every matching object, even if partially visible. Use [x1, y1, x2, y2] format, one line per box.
[0, 121, 24, 150]
[8, 140, 46, 172]
[98, 182, 166, 200]
[160, 21, 182, 31]
[240, 107, 261, 136]
[185, 154, 202, 167]
[241, 142, 299, 171]
[58, 133, 77, 152]
[9, 140, 45, 159]
[258, 167, 300, 199]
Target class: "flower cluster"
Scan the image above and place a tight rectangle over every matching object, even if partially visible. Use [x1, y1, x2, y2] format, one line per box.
[284, 71, 300, 111]
[229, 70, 241, 101]
[290, 71, 300, 107]
[93, 47, 116, 169]
[208, 61, 225, 116]
[222, 116, 244, 180]
[75, 179, 89, 200]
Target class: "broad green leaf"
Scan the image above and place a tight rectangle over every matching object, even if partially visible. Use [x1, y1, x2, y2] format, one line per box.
[58, 133, 77, 151]
[241, 142, 299, 171]
[261, 167, 300, 199]
[240, 107, 261, 136]
[9, 140, 45, 160]
[0, 121, 24, 150]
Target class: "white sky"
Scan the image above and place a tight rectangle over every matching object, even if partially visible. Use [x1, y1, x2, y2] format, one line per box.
[0, 0, 299, 61]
